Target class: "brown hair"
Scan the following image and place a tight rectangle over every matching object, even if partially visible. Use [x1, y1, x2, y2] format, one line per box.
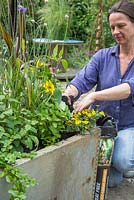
[108, 0, 134, 22]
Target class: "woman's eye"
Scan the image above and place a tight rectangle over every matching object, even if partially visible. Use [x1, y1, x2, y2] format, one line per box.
[111, 26, 115, 31]
[118, 24, 125, 28]
[111, 24, 125, 31]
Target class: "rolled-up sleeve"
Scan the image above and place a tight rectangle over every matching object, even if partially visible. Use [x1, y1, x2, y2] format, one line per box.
[122, 78, 134, 95]
[70, 50, 102, 97]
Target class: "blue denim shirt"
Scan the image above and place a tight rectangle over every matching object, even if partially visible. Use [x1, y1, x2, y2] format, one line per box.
[70, 45, 134, 130]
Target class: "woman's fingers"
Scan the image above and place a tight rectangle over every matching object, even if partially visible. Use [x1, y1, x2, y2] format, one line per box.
[74, 92, 96, 112]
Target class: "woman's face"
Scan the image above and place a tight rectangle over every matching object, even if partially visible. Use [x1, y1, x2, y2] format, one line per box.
[109, 12, 134, 45]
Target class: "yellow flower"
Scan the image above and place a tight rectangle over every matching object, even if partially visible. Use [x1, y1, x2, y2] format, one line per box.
[81, 109, 88, 115]
[82, 120, 89, 125]
[99, 111, 105, 117]
[87, 112, 92, 117]
[91, 109, 96, 116]
[65, 106, 106, 134]
[77, 112, 81, 116]
[43, 80, 55, 94]
[74, 119, 81, 125]
[73, 113, 79, 118]
[75, 119, 81, 125]
[36, 59, 46, 67]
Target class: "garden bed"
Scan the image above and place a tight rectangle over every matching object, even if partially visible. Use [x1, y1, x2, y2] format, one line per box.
[0, 128, 100, 200]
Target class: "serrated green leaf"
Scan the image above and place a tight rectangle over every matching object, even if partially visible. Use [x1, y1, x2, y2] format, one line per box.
[25, 124, 37, 133]
[29, 135, 39, 146]
[24, 137, 33, 150]
[6, 175, 12, 183]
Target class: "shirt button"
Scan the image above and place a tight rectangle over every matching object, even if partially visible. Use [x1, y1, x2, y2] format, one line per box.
[116, 106, 120, 111]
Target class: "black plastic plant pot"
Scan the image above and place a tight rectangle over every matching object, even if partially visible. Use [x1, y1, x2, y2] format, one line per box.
[99, 126, 117, 138]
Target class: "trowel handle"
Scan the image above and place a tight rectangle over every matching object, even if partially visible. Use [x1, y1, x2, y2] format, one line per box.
[62, 95, 74, 112]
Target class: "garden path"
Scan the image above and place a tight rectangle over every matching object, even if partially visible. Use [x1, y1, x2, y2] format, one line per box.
[107, 178, 134, 200]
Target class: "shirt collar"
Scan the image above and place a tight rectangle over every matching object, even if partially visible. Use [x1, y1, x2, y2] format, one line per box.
[111, 45, 119, 57]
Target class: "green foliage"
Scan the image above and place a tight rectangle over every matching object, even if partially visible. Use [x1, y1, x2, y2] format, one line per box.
[67, 44, 91, 68]
[48, 44, 69, 71]
[37, 0, 72, 40]
[68, 0, 94, 41]
[0, 3, 71, 197]
[0, 164, 36, 200]
[0, 0, 119, 61]
[0, 54, 71, 199]
[67, 0, 118, 48]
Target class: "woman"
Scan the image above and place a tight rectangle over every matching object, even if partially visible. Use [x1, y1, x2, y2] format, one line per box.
[63, 0, 134, 187]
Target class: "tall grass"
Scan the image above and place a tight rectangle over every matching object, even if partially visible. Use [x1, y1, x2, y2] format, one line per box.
[37, 0, 72, 40]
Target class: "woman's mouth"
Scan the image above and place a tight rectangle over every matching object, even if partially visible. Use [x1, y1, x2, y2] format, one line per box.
[115, 36, 123, 42]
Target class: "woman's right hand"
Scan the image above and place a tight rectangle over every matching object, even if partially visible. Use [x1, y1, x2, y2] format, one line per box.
[62, 84, 79, 105]
[74, 92, 96, 112]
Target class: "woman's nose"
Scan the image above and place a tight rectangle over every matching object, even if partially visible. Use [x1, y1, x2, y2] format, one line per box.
[113, 27, 120, 35]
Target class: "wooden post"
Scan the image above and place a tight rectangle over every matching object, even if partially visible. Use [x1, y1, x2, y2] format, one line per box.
[95, 0, 104, 52]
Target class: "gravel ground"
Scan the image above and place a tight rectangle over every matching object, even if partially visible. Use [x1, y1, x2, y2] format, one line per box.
[107, 178, 134, 200]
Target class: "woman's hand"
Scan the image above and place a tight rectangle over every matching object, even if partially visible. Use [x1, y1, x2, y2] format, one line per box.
[75, 92, 96, 112]
[74, 83, 131, 112]
[62, 84, 79, 105]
